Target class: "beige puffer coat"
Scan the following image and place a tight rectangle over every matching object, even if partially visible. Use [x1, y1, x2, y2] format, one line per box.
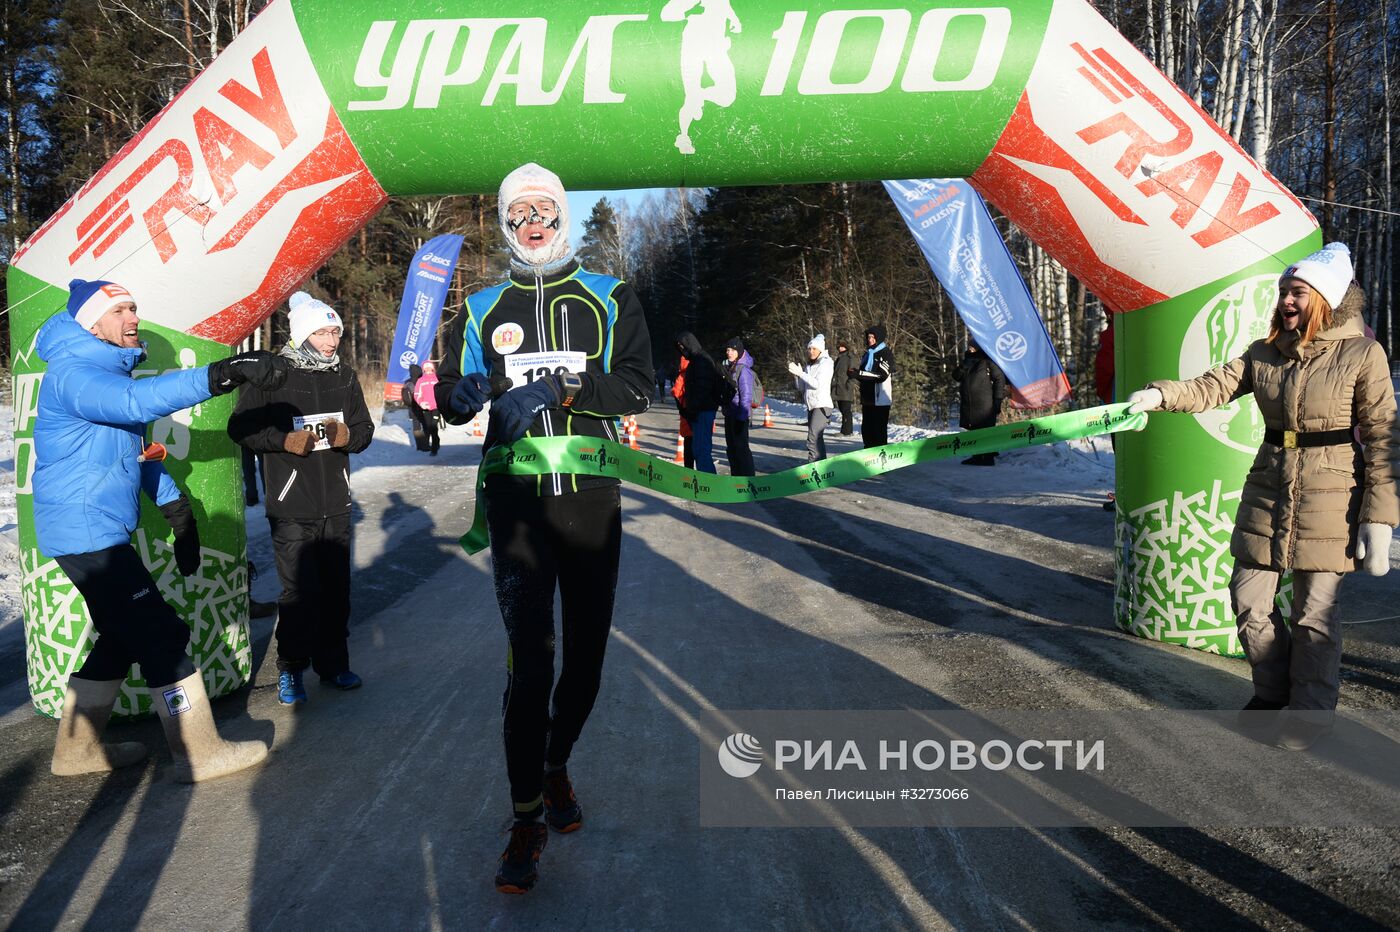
[1149, 283, 1398, 572]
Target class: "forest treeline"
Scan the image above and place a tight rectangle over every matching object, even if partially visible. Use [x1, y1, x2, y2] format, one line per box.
[3, 1, 1395, 424]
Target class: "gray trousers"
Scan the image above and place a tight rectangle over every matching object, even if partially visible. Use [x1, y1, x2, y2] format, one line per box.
[1230, 565, 1346, 711]
[806, 408, 830, 462]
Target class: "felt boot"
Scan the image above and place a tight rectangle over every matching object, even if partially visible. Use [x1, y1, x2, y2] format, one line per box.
[153, 672, 267, 783]
[51, 677, 147, 776]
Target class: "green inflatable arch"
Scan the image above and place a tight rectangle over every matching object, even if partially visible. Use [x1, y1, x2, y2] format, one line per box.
[7, 0, 1321, 716]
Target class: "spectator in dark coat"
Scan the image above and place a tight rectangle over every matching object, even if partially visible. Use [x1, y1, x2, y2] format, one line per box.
[855, 325, 895, 448]
[675, 331, 720, 473]
[954, 341, 1008, 466]
[830, 341, 858, 436]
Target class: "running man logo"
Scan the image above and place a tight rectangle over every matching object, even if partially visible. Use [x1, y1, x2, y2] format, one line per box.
[662, 0, 742, 154]
[581, 441, 615, 472]
[735, 478, 772, 498]
[718, 733, 763, 778]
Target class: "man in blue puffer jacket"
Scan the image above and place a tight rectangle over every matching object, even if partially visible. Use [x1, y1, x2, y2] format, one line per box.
[36, 278, 288, 783]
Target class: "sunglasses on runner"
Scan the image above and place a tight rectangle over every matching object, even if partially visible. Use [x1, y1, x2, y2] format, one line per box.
[138, 442, 167, 463]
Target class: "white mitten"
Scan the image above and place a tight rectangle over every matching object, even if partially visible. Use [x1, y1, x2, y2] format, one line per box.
[1356, 523, 1393, 577]
[787, 361, 802, 377]
[1126, 387, 1163, 414]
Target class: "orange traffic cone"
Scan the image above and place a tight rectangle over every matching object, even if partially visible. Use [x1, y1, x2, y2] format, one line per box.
[674, 430, 686, 464]
[626, 416, 640, 451]
[762, 404, 774, 428]
[471, 414, 484, 437]
[629, 414, 642, 444]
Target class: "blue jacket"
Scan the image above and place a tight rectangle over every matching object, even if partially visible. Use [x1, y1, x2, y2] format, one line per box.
[33, 310, 212, 557]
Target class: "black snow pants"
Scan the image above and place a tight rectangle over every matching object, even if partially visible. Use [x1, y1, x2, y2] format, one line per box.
[270, 513, 353, 677]
[861, 404, 890, 448]
[55, 544, 194, 687]
[485, 480, 622, 816]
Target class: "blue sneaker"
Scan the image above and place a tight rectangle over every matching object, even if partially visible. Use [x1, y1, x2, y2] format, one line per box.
[320, 671, 362, 691]
[277, 670, 307, 705]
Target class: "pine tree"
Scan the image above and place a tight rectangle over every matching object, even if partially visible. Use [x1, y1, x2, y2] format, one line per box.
[577, 197, 625, 278]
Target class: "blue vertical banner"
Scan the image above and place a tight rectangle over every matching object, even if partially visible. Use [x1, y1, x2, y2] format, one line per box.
[883, 179, 1071, 407]
[384, 233, 464, 400]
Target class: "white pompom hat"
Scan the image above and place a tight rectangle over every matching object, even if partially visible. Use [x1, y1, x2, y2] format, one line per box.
[287, 291, 343, 347]
[1282, 242, 1353, 310]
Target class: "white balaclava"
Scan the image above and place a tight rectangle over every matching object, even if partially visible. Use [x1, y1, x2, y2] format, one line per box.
[498, 162, 574, 271]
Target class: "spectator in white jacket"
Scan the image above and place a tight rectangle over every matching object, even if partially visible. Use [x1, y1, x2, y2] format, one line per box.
[788, 333, 835, 462]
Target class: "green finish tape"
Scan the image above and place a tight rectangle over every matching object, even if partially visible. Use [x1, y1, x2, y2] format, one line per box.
[461, 403, 1145, 553]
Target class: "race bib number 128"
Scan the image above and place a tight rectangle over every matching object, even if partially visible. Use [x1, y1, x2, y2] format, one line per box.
[504, 351, 586, 387]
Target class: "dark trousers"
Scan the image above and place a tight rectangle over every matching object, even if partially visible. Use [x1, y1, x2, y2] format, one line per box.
[241, 445, 262, 506]
[270, 513, 352, 677]
[837, 400, 854, 435]
[409, 404, 439, 453]
[724, 416, 755, 476]
[861, 404, 890, 448]
[486, 482, 622, 810]
[682, 410, 717, 473]
[962, 416, 999, 464]
[55, 544, 194, 687]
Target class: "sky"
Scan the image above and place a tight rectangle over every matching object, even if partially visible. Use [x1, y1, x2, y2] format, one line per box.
[565, 188, 668, 246]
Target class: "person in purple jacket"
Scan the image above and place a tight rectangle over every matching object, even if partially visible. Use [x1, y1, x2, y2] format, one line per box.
[720, 337, 756, 476]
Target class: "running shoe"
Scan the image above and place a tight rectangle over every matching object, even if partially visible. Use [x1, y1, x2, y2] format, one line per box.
[277, 670, 307, 705]
[543, 768, 583, 833]
[495, 821, 549, 894]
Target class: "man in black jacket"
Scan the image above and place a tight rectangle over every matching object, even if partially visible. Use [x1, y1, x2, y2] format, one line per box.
[953, 341, 1008, 466]
[228, 292, 375, 702]
[429, 163, 653, 895]
[674, 330, 720, 472]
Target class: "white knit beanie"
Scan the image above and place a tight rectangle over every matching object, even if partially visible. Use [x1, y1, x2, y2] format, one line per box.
[497, 162, 573, 269]
[807, 333, 827, 353]
[1282, 242, 1353, 310]
[287, 291, 343, 347]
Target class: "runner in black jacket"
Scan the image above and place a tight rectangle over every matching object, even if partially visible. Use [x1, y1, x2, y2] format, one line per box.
[228, 293, 374, 705]
[429, 163, 652, 895]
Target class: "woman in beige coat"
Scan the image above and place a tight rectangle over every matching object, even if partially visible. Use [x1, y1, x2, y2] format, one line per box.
[1128, 242, 1397, 750]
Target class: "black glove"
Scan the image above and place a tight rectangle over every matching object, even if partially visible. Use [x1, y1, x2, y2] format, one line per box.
[489, 376, 562, 444]
[449, 372, 491, 418]
[208, 351, 289, 396]
[158, 496, 201, 577]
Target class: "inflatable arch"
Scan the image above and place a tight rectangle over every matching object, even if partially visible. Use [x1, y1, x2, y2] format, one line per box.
[8, 0, 1321, 716]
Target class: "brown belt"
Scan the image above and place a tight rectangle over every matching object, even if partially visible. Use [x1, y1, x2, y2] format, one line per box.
[1263, 428, 1355, 449]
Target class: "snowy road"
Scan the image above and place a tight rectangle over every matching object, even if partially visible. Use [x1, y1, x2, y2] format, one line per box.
[1, 403, 1398, 929]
